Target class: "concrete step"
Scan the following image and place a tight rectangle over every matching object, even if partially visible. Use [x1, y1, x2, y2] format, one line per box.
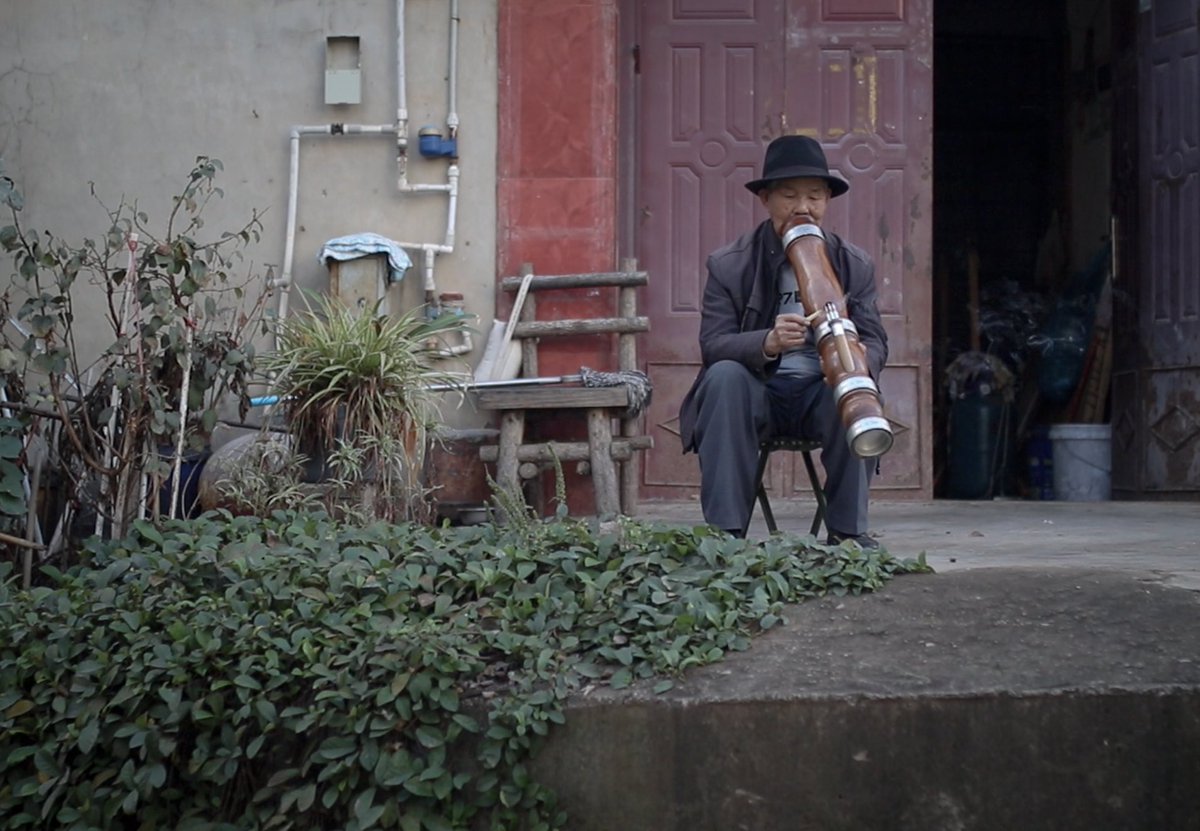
[534, 568, 1200, 830]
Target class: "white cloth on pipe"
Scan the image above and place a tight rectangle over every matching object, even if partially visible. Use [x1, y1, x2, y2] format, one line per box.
[319, 233, 413, 283]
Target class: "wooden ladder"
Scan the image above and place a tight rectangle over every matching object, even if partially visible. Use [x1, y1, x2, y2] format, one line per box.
[476, 261, 652, 519]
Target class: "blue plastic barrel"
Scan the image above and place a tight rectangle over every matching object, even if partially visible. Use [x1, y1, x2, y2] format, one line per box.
[946, 394, 1004, 499]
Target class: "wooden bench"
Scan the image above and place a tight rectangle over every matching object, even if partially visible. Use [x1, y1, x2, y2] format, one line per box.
[476, 262, 652, 519]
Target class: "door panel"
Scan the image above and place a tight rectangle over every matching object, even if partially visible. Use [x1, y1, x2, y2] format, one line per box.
[630, 0, 933, 501]
[1110, 30, 1142, 494]
[1114, 0, 1200, 496]
[781, 5, 931, 498]
[634, 0, 785, 495]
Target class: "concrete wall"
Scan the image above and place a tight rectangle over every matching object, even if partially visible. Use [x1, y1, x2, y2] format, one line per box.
[536, 690, 1200, 830]
[0, 0, 498, 428]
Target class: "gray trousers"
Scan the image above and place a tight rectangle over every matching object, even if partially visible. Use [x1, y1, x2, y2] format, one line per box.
[691, 360, 873, 535]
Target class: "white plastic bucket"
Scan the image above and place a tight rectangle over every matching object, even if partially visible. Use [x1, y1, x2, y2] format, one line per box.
[1048, 423, 1111, 501]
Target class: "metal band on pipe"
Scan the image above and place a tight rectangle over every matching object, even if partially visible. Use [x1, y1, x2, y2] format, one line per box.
[846, 417, 894, 458]
[833, 375, 879, 402]
[781, 223, 825, 250]
[814, 317, 858, 344]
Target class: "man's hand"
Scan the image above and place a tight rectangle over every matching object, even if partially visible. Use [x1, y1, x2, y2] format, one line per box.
[763, 312, 809, 358]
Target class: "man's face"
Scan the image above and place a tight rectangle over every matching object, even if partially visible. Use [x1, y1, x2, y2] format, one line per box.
[760, 177, 831, 235]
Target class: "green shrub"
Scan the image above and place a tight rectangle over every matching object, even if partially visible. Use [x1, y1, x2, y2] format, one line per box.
[0, 414, 27, 534]
[0, 511, 929, 829]
[0, 156, 272, 543]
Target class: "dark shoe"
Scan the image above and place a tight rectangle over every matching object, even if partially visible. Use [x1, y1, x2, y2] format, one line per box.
[826, 530, 880, 550]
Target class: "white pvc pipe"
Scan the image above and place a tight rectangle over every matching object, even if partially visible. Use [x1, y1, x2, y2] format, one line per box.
[275, 0, 462, 343]
[276, 125, 329, 327]
[393, 0, 458, 194]
[278, 123, 414, 295]
[447, 0, 459, 138]
[400, 181, 452, 193]
[396, 0, 408, 138]
[395, 0, 411, 189]
[435, 334, 473, 358]
[342, 124, 395, 135]
[444, 164, 459, 248]
[420, 246, 436, 293]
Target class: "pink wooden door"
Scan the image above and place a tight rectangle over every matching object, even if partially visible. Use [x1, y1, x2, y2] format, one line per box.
[1112, 0, 1200, 495]
[629, 0, 933, 502]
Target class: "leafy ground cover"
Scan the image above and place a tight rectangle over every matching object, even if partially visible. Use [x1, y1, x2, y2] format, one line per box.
[0, 510, 929, 830]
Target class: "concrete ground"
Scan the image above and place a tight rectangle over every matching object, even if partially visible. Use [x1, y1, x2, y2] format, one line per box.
[643, 497, 1200, 590]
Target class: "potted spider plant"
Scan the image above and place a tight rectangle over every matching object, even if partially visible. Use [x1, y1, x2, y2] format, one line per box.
[261, 292, 470, 523]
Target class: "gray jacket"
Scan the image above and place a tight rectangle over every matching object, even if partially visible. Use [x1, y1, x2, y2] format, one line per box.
[678, 219, 888, 452]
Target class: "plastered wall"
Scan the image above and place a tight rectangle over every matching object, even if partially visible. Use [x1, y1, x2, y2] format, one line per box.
[0, 0, 498, 428]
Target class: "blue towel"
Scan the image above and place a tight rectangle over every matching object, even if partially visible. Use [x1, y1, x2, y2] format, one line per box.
[319, 233, 413, 283]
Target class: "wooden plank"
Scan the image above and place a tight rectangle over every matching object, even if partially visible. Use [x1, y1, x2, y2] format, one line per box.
[501, 265, 534, 380]
[618, 257, 640, 374]
[587, 408, 620, 519]
[501, 271, 648, 291]
[621, 256, 644, 514]
[479, 435, 653, 463]
[511, 317, 649, 338]
[495, 411, 524, 504]
[618, 301, 638, 371]
[475, 386, 629, 410]
[519, 269, 539, 377]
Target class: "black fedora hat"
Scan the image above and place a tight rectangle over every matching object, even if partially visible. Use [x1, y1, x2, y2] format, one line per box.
[744, 135, 849, 197]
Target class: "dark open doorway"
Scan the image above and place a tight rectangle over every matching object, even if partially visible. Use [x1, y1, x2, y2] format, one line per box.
[933, 0, 1123, 500]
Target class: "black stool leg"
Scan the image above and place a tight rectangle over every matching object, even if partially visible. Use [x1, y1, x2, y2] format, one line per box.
[801, 450, 826, 537]
[742, 444, 774, 537]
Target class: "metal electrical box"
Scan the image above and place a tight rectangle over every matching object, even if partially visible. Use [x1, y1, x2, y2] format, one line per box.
[325, 36, 362, 105]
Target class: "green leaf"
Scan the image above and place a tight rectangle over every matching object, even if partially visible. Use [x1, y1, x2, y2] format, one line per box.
[353, 787, 384, 827]
[0, 492, 25, 516]
[5, 698, 35, 718]
[451, 713, 479, 733]
[375, 751, 413, 788]
[132, 519, 165, 546]
[316, 735, 357, 761]
[233, 674, 262, 690]
[78, 719, 100, 753]
[0, 435, 23, 457]
[255, 699, 278, 723]
[267, 767, 299, 788]
[390, 672, 411, 695]
[609, 669, 633, 690]
[414, 725, 443, 749]
[294, 782, 316, 812]
[6, 745, 37, 766]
